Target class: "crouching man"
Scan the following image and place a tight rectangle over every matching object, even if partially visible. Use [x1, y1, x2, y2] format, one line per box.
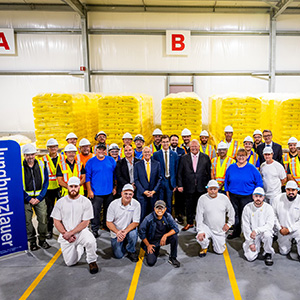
[139, 200, 180, 268]
[242, 187, 275, 266]
[106, 184, 141, 262]
[196, 180, 235, 257]
[51, 177, 98, 274]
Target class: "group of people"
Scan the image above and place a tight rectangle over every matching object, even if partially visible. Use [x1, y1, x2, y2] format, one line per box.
[21, 126, 300, 273]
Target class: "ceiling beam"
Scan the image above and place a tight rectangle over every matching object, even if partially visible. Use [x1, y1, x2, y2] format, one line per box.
[61, 0, 85, 17]
[273, 0, 294, 18]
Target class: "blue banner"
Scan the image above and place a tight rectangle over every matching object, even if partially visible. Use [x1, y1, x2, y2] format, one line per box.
[0, 140, 28, 256]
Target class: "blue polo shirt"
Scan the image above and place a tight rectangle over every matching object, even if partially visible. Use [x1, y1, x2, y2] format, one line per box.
[85, 156, 116, 196]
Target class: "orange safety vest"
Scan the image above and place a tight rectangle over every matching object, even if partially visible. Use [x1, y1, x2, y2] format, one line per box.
[181, 144, 189, 154]
[211, 156, 235, 189]
[221, 140, 239, 159]
[248, 152, 259, 167]
[43, 154, 60, 190]
[288, 157, 300, 186]
[200, 144, 214, 160]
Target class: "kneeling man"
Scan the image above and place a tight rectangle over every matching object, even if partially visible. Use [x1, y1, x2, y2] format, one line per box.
[196, 180, 235, 257]
[242, 187, 275, 266]
[106, 184, 141, 262]
[51, 177, 98, 274]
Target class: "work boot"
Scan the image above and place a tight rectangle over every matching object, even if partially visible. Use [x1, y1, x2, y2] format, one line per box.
[199, 248, 208, 258]
[89, 262, 99, 274]
[168, 257, 180, 268]
[38, 240, 51, 249]
[30, 241, 40, 251]
[264, 253, 273, 266]
[126, 252, 139, 262]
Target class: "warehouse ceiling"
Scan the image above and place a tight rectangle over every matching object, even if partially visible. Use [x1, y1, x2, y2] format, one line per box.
[1, 0, 300, 15]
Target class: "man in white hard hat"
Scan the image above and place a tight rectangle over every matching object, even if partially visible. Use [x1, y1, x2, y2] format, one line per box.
[106, 184, 141, 262]
[260, 147, 287, 204]
[57, 144, 85, 197]
[272, 180, 300, 260]
[51, 177, 98, 274]
[120, 132, 133, 158]
[243, 136, 260, 169]
[253, 129, 263, 153]
[134, 134, 145, 160]
[43, 138, 61, 239]
[199, 130, 216, 160]
[108, 143, 121, 162]
[220, 126, 239, 159]
[149, 128, 163, 153]
[211, 142, 235, 192]
[283, 137, 298, 186]
[242, 187, 275, 266]
[287, 141, 300, 188]
[94, 131, 108, 154]
[22, 144, 51, 251]
[181, 128, 192, 154]
[66, 132, 79, 153]
[196, 180, 234, 257]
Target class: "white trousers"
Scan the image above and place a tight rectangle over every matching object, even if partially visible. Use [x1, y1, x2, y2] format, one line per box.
[59, 228, 98, 266]
[243, 231, 274, 262]
[277, 230, 300, 255]
[196, 224, 226, 254]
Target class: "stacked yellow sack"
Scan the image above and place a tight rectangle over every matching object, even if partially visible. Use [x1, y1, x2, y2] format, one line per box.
[33, 93, 87, 149]
[161, 92, 202, 142]
[209, 94, 265, 144]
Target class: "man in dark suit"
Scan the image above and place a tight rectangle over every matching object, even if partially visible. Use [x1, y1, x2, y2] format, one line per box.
[178, 139, 211, 231]
[134, 146, 162, 221]
[153, 135, 179, 214]
[257, 130, 283, 164]
[170, 134, 186, 156]
[115, 145, 140, 198]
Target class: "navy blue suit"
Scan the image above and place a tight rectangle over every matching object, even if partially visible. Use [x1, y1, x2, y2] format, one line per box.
[134, 159, 162, 221]
[153, 149, 178, 213]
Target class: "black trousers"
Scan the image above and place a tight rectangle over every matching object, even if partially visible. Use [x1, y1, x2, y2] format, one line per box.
[44, 188, 60, 233]
[185, 191, 203, 225]
[174, 190, 185, 218]
[229, 192, 253, 236]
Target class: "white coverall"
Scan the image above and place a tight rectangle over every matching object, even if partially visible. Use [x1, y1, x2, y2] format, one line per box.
[51, 195, 97, 266]
[196, 193, 235, 254]
[242, 202, 275, 261]
[272, 193, 300, 255]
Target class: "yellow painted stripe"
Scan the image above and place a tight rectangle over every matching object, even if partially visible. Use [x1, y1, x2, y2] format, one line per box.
[19, 249, 62, 300]
[126, 248, 145, 300]
[223, 246, 242, 300]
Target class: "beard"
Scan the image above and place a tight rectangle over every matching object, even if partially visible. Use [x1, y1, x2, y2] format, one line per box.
[287, 194, 297, 201]
[69, 190, 80, 199]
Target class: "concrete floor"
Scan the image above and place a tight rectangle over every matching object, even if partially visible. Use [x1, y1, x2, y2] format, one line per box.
[1, 227, 300, 300]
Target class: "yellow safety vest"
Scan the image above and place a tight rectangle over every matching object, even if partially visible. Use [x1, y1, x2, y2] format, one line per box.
[248, 152, 259, 167]
[22, 159, 45, 197]
[149, 143, 160, 154]
[58, 153, 84, 196]
[43, 154, 60, 190]
[181, 144, 189, 154]
[211, 156, 235, 190]
[288, 157, 300, 185]
[200, 144, 214, 160]
[119, 145, 135, 158]
[221, 140, 239, 159]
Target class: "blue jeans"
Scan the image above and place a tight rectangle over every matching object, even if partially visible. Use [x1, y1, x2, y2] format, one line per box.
[111, 228, 138, 259]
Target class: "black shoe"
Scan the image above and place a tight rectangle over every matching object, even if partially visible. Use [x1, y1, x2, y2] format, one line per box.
[46, 232, 53, 240]
[92, 230, 99, 238]
[168, 257, 180, 268]
[30, 242, 40, 251]
[127, 252, 139, 262]
[175, 216, 184, 225]
[297, 254, 300, 262]
[38, 240, 51, 249]
[265, 253, 273, 266]
[89, 261, 99, 274]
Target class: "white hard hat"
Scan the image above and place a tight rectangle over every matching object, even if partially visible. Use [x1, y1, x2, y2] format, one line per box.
[253, 129, 262, 136]
[181, 128, 191, 136]
[64, 144, 77, 152]
[297, 141, 300, 148]
[68, 176, 80, 186]
[66, 132, 77, 141]
[217, 142, 228, 150]
[152, 128, 163, 136]
[224, 126, 233, 133]
[200, 130, 209, 137]
[134, 134, 145, 142]
[22, 144, 37, 154]
[109, 143, 120, 151]
[122, 132, 133, 139]
[253, 187, 265, 196]
[263, 147, 273, 154]
[122, 184, 134, 192]
[96, 131, 106, 137]
[79, 138, 91, 147]
[46, 138, 58, 147]
[286, 180, 299, 190]
[206, 180, 219, 188]
[288, 137, 298, 144]
[243, 136, 254, 143]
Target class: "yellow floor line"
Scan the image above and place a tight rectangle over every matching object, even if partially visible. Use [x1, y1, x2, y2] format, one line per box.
[126, 248, 145, 300]
[223, 246, 242, 300]
[19, 249, 62, 300]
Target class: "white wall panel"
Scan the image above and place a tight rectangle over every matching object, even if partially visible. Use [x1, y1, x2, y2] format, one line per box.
[276, 15, 300, 30]
[276, 36, 300, 70]
[275, 76, 300, 93]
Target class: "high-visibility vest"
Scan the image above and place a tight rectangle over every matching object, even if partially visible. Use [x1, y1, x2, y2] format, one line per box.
[43, 154, 60, 190]
[282, 153, 297, 173]
[58, 154, 84, 196]
[221, 140, 239, 159]
[211, 156, 235, 189]
[200, 144, 214, 160]
[22, 159, 45, 197]
[181, 144, 189, 154]
[248, 152, 259, 167]
[288, 157, 300, 185]
[149, 143, 160, 154]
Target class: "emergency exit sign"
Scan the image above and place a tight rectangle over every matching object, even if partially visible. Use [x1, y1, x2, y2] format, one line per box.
[166, 30, 190, 56]
[0, 29, 15, 55]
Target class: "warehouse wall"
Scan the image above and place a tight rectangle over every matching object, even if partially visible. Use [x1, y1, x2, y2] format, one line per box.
[0, 11, 300, 135]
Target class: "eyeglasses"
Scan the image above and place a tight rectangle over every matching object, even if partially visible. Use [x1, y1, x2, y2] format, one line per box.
[263, 134, 272, 138]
